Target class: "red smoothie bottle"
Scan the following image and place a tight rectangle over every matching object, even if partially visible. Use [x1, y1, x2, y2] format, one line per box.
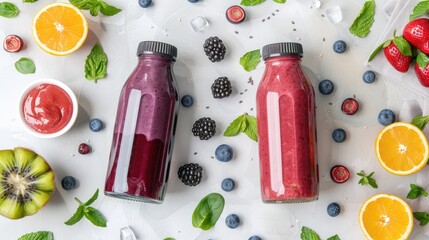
[105, 41, 179, 203]
[256, 42, 318, 203]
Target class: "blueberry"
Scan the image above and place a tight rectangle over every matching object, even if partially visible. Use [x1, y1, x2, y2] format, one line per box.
[333, 40, 347, 53]
[181, 95, 194, 107]
[215, 144, 233, 162]
[89, 118, 103, 132]
[327, 202, 341, 217]
[318, 79, 334, 95]
[138, 0, 152, 8]
[332, 128, 346, 143]
[221, 178, 235, 192]
[249, 236, 262, 240]
[363, 70, 376, 84]
[378, 109, 396, 126]
[188, 0, 199, 2]
[225, 214, 240, 229]
[61, 176, 77, 190]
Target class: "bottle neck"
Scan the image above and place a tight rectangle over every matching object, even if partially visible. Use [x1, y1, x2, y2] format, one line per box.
[138, 53, 175, 64]
[264, 55, 301, 66]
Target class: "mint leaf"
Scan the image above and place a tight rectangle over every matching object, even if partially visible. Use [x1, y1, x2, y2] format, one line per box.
[64, 206, 85, 225]
[23, 0, 38, 3]
[164, 238, 175, 240]
[0, 2, 19, 18]
[84, 207, 107, 227]
[192, 193, 225, 230]
[416, 52, 429, 69]
[244, 115, 258, 142]
[327, 235, 341, 240]
[407, 184, 428, 199]
[393, 36, 412, 56]
[411, 115, 429, 130]
[84, 188, 99, 206]
[18, 231, 53, 240]
[240, 50, 261, 72]
[69, 0, 97, 10]
[273, 0, 286, 3]
[224, 114, 247, 137]
[349, 0, 376, 38]
[300, 226, 322, 240]
[410, 0, 429, 20]
[85, 44, 108, 82]
[241, 0, 265, 6]
[15, 58, 36, 74]
[100, 1, 121, 16]
[414, 212, 429, 226]
[357, 171, 377, 189]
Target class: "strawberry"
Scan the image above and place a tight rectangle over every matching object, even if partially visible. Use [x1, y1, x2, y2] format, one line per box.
[414, 51, 429, 87]
[368, 31, 413, 73]
[403, 18, 429, 54]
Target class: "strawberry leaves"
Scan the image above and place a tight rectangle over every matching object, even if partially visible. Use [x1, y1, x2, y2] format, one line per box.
[416, 51, 429, 68]
[369, 31, 413, 62]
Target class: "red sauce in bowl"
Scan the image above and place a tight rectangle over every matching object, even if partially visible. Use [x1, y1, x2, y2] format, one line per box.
[22, 83, 73, 134]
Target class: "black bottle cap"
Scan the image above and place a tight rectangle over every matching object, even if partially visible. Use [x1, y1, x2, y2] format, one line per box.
[262, 42, 303, 60]
[137, 41, 178, 60]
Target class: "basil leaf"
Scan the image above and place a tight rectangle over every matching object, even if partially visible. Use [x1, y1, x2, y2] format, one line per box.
[244, 115, 258, 142]
[273, 0, 286, 3]
[100, 1, 121, 16]
[327, 235, 341, 240]
[18, 231, 53, 240]
[300, 226, 322, 240]
[414, 212, 429, 226]
[84, 188, 99, 206]
[15, 58, 36, 74]
[64, 206, 85, 225]
[224, 114, 247, 137]
[23, 0, 38, 3]
[349, 0, 376, 38]
[69, 0, 96, 10]
[241, 0, 265, 6]
[84, 207, 107, 227]
[411, 115, 429, 130]
[0, 2, 19, 18]
[240, 50, 261, 72]
[89, 4, 100, 16]
[85, 44, 108, 82]
[192, 193, 225, 230]
[163, 238, 175, 240]
[393, 36, 412, 56]
[410, 0, 429, 20]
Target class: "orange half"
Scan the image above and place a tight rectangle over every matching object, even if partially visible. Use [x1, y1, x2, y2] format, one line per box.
[32, 2, 88, 56]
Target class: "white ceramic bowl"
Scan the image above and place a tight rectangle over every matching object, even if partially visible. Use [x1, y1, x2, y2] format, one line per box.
[19, 79, 78, 138]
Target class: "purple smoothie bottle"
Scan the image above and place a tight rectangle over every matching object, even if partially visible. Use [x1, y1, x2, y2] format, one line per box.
[105, 41, 179, 203]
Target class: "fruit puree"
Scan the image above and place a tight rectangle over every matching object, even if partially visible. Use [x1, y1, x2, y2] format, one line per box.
[22, 83, 73, 134]
[257, 45, 318, 203]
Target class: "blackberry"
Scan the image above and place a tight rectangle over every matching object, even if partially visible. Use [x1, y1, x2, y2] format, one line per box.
[211, 77, 232, 98]
[203, 36, 226, 62]
[178, 163, 203, 186]
[192, 117, 216, 140]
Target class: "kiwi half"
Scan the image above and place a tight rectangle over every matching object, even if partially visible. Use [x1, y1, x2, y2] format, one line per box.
[0, 147, 55, 219]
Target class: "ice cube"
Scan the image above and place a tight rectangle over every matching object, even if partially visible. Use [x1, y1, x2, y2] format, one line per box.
[399, 99, 422, 122]
[311, 0, 321, 9]
[190, 16, 209, 32]
[326, 6, 343, 24]
[120, 227, 137, 240]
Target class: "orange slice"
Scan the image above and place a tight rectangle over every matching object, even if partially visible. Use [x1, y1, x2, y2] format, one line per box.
[375, 122, 429, 176]
[32, 2, 88, 56]
[359, 194, 413, 240]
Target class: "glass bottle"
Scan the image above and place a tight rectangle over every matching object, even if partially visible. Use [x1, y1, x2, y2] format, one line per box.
[256, 42, 318, 203]
[105, 41, 179, 203]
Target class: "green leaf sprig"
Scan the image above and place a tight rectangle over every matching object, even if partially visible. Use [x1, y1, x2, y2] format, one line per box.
[0, 2, 19, 18]
[301, 226, 340, 240]
[192, 193, 225, 231]
[407, 184, 428, 199]
[163, 238, 176, 240]
[69, 0, 121, 17]
[15, 58, 36, 74]
[349, 0, 376, 38]
[23, 0, 38, 3]
[410, 0, 429, 20]
[18, 231, 53, 240]
[411, 115, 429, 130]
[85, 44, 108, 83]
[357, 170, 378, 189]
[224, 113, 258, 142]
[240, 50, 261, 72]
[414, 212, 429, 226]
[65, 189, 107, 227]
[241, 0, 286, 6]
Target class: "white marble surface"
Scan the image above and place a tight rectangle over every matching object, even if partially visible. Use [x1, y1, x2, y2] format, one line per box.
[1, 0, 429, 239]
